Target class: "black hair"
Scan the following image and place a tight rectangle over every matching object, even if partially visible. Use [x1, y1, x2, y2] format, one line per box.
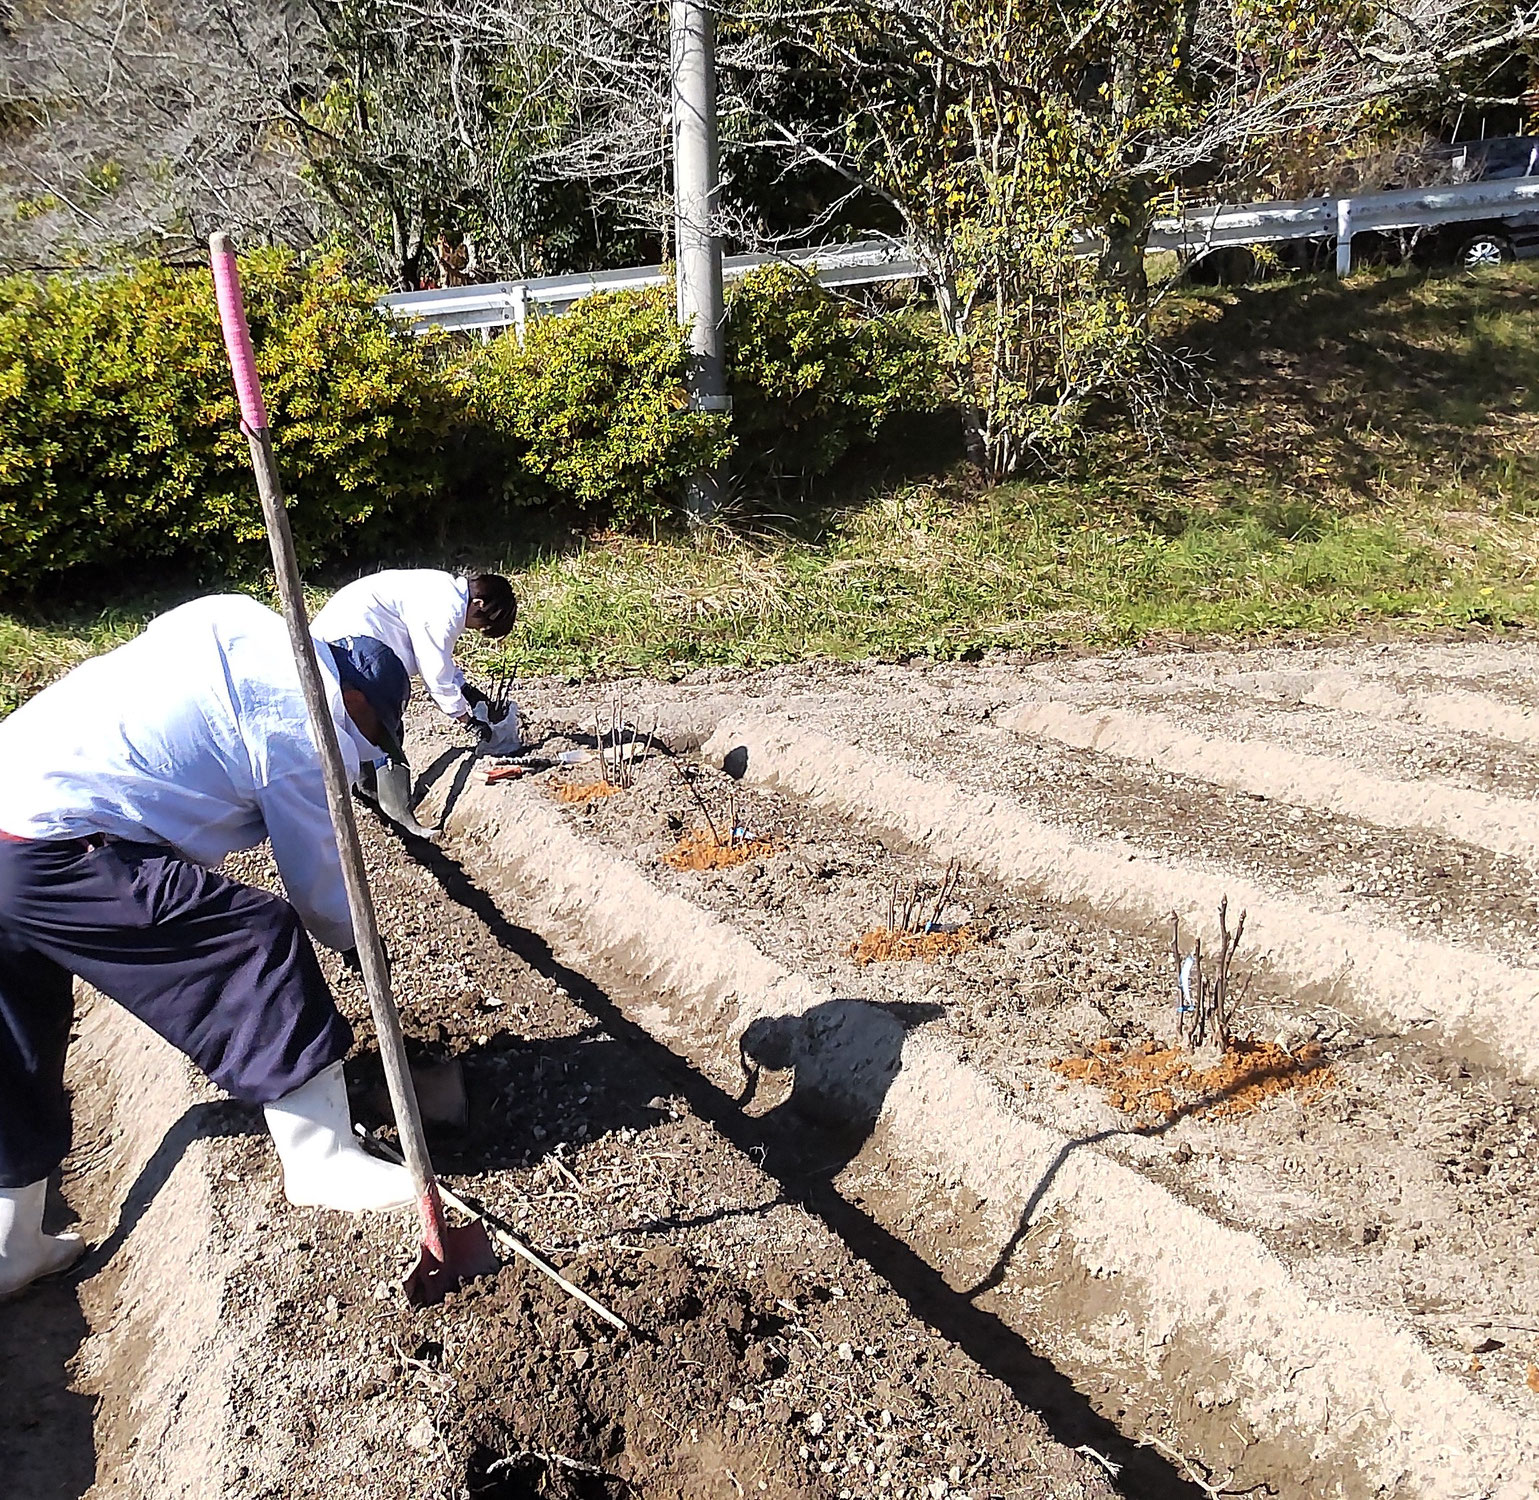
[466, 573, 517, 638]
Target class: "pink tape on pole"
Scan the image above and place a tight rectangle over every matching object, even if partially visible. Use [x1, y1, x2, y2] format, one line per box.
[209, 232, 269, 432]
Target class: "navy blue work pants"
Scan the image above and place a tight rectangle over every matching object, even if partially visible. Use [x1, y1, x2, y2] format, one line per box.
[0, 836, 353, 1188]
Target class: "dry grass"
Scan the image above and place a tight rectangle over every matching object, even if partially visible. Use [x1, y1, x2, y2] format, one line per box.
[849, 926, 979, 965]
[1053, 1036, 1334, 1125]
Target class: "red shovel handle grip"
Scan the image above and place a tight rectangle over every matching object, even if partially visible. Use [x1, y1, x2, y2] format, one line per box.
[209, 231, 270, 432]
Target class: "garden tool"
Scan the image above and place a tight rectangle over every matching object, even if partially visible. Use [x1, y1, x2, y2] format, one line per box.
[210, 231, 496, 1307]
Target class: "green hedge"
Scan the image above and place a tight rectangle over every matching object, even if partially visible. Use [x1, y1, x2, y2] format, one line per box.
[460, 287, 731, 526]
[0, 252, 456, 593]
[463, 265, 942, 519]
[725, 263, 941, 481]
[0, 256, 943, 594]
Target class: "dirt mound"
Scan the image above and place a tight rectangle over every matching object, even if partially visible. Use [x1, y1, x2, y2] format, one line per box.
[349, 1237, 1092, 1500]
[663, 828, 782, 871]
[849, 926, 979, 966]
[444, 1244, 803, 1497]
[1053, 1037, 1334, 1125]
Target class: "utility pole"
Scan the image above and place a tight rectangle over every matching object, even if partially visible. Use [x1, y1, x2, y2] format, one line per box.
[670, 0, 727, 522]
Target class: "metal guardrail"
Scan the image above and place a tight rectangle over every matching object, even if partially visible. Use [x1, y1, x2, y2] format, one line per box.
[381, 176, 1539, 335]
[381, 238, 919, 337]
[1153, 175, 1539, 275]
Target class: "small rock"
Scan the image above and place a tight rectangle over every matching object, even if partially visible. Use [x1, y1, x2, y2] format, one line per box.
[406, 1416, 436, 1451]
[807, 1411, 826, 1436]
[571, 1347, 591, 1370]
[837, 1342, 855, 1362]
[372, 1280, 393, 1302]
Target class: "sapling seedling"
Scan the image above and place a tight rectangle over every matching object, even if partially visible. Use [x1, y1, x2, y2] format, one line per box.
[1171, 897, 1247, 1053]
[589, 692, 659, 790]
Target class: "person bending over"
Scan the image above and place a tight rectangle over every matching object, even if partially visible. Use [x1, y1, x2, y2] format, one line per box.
[312, 570, 519, 836]
[0, 594, 417, 1300]
[311, 569, 517, 738]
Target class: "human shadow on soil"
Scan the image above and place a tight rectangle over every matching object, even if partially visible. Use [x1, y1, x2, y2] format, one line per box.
[3, 1100, 256, 1500]
[0, 1181, 96, 1500]
[404, 835, 1207, 1500]
[736, 999, 941, 1154]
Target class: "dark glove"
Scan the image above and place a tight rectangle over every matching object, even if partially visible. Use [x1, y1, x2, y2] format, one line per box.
[461, 682, 489, 712]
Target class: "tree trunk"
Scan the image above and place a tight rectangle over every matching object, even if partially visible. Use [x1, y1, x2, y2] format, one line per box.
[1099, 192, 1153, 313]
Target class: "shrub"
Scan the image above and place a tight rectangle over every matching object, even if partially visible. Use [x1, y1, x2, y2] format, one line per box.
[464, 268, 944, 522]
[725, 263, 942, 481]
[0, 252, 457, 595]
[463, 287, 732, 526]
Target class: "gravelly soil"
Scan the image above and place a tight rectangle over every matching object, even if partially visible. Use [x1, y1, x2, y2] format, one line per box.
[495, 661, 1539, 1440]
[208, 813, 1121, 1500]
[516, 649, 1539, 963]
[16, 638, 1539, 1500]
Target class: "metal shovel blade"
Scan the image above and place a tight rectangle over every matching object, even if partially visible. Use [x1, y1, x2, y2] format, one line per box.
[403, 1219, 500, 1307]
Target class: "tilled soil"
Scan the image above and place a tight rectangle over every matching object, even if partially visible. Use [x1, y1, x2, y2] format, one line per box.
[494, 669, 1539, 1432]
[210, 815, 1118, 1500]
[517, 653, 1539, 968]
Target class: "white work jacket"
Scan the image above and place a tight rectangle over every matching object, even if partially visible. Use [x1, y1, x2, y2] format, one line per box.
[0, 594, 372, 952]
[312, 570, 472, 718]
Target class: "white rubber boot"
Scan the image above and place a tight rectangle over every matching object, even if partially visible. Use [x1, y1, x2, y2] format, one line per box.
[0, 1181, 86, 1299]
[264, 1062, 415, 1212]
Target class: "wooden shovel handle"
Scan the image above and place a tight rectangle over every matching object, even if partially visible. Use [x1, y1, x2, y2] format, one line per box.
[208, 232, 449, 1263]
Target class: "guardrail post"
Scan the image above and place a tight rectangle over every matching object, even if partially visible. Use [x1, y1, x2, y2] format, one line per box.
[671, 0, 727, 522]
[512, 283, 528, 348]
[1335, 199, 1354, 277]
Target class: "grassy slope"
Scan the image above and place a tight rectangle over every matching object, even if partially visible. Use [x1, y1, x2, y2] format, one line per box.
[5, 264, 1538, 708]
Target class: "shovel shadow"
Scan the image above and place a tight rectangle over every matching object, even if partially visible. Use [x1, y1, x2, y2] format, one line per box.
[411, 745, 479, 828]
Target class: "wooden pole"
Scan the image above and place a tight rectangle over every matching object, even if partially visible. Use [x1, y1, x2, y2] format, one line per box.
[208, 232, 450, 1264]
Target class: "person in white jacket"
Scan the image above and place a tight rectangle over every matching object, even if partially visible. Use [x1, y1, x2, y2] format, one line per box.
[0, 595, 418, 1300]
[312, 569, 517, 731]
[312, 570, 519, 836]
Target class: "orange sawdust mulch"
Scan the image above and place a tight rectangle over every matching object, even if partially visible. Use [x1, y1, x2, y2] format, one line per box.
[850, 926, 979, 966]
[553, 778, 621, 804]
[663, 827, 783, 871]
[1051, 1036, 1334, 1125]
